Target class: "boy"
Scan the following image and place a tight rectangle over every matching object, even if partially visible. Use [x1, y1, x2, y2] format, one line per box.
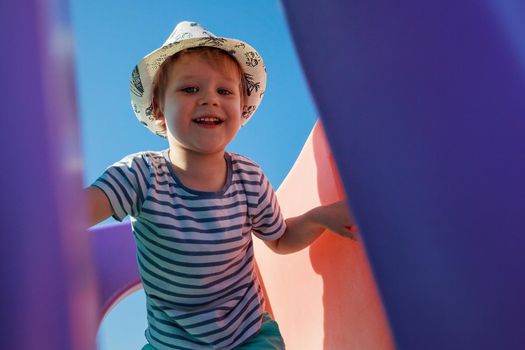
[86, 21, 356, 349]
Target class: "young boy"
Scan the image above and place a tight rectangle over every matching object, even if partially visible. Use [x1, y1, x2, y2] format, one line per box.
[86, 21, 356, 350]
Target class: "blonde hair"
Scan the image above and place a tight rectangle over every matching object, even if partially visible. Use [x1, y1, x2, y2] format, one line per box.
[152, 47, 245, 130]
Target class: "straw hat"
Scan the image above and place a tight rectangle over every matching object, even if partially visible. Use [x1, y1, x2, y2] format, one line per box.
[130, 21, 266, 137]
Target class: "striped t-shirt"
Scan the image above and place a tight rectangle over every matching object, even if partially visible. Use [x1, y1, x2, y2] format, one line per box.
[92, 150, 286, 349]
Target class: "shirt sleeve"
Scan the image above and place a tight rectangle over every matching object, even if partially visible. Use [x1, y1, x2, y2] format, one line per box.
[251, 171, 286, 241]
[91, 153, 150, 221]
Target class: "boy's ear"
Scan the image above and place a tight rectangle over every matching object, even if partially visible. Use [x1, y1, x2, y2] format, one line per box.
[152, 97, 166, 128]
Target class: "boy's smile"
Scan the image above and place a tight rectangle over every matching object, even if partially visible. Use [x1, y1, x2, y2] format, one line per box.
[158, 53, 243, 157]
[193, 116, 224, 127]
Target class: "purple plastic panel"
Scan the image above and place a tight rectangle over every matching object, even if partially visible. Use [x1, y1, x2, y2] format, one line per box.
[0, 0, 97, 349]
[282, 0, 525, 349]
[90, 222, 142, 325]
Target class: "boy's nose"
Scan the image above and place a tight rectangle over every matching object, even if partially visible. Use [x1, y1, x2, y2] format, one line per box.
[198, 90, 219, 106]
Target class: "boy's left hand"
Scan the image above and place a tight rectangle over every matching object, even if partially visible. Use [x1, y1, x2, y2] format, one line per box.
[313, 200, 359, 241]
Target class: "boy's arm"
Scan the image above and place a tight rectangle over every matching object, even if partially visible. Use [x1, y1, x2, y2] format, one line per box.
[85, 186, 114, 227]
[264, 200, 358, 254]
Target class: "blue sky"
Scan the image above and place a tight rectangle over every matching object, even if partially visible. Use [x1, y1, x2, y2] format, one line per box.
[70, 1, 318, 348]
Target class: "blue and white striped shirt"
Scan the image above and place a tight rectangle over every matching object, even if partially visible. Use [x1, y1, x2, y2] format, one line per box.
[93, 150, 286, 349]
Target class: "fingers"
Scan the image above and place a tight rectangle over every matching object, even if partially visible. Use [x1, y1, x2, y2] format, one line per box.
[344, 225, 358, 234]
[343, 225, 359, 241]
[345, 225, 358, 242]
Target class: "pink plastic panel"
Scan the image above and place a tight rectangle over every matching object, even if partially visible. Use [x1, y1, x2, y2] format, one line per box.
[254, 122, 394, 350]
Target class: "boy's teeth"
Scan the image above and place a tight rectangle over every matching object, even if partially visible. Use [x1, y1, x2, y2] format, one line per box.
[195, 117, 222, 124]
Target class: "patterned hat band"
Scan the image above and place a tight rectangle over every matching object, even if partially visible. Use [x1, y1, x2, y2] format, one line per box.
[130, 21, 267, 138]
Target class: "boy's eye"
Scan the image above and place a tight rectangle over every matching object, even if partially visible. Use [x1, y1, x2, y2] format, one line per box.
[218, 88, 232, 96]
[181, 87, 198, 93]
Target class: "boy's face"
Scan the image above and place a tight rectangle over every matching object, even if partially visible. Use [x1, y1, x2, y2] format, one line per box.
[157, 53, 243, 156]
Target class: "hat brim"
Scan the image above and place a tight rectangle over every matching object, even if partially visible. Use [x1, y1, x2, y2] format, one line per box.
[130, 36, 266, 138]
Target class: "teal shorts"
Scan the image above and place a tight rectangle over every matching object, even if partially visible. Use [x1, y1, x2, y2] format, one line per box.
[142, 313, 285, 349]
